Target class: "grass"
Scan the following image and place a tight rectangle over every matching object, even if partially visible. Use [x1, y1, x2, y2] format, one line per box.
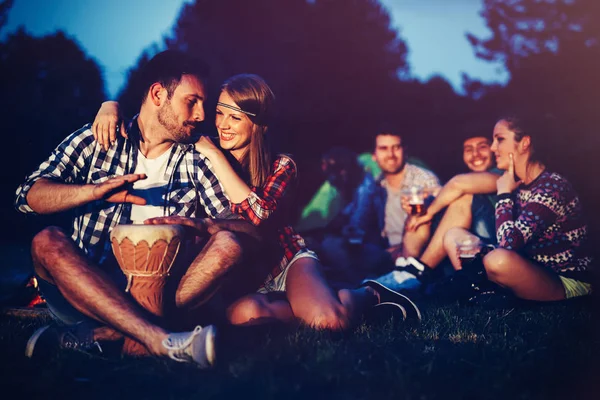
[1, 243, 599, 399]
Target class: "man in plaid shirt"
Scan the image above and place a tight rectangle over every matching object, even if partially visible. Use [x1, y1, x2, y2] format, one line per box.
[15, 50, 253, 368]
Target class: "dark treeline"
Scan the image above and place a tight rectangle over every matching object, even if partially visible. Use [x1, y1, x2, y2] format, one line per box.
[2, 0, 599, 261]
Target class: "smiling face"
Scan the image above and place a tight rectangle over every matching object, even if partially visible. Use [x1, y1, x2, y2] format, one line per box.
[215, 91, 254, 160]
[157, 74, 206, 144]
[463, 136, 493, 172]
[373, 133, 405, 175]
[490, 120, 521, 171]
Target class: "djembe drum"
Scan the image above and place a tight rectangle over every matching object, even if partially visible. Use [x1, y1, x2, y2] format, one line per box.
[110, 224, 188, 355]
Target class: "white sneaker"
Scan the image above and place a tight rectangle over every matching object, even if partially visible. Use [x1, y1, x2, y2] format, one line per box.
[162, 325, 217, 369]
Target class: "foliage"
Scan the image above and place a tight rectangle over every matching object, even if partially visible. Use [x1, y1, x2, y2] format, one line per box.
[0, 0, 13, 30]
[467, 0, 600, 240]
[468, 0, 600, 72]
[0, 29, 106, 242]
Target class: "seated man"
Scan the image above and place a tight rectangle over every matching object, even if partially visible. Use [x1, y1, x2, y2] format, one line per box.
[379, 135, 501, 291]
[14, 50, 257, 368]
[295, 146, 365, 238]
[317, 128, 440, 286]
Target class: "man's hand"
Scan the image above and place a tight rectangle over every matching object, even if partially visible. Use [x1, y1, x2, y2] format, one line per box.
[92, 174, 147, 205]
[406, 212, 433, 232]
[144, 216, 208, 236]
[400, 195, 411, 214]
[496, 153, 522, 195]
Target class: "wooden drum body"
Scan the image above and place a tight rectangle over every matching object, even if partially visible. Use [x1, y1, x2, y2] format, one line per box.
[110, 224, 188, 354]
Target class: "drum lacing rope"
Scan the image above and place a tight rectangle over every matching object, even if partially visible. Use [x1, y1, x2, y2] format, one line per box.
[123, 239, 182, 292]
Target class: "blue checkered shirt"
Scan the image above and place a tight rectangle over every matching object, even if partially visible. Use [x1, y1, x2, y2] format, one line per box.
[15, 120, 232, 265]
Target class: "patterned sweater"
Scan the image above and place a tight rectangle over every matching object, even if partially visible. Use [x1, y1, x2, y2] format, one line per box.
[495, 171, 592, 282]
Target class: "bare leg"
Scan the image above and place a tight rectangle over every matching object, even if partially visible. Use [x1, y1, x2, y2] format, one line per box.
[285, 258, 376, 331]
[224, 258, 378, 330]
[442, 227, 480, 270]
[420, 194, 473, 268]
[31, 227, 169, 355]
[226, 293, 295, 325]
[175, 230, 244, 311]
[401, 222, 430, 258]
[483, 248, 565, 301]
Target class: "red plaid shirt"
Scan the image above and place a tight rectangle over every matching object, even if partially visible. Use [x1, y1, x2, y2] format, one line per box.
[231, 155, 307, 283]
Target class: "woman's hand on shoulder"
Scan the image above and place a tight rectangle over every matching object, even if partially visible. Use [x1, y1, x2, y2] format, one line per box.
[195, 136, 220, 158]
[92, 101, 127, 151]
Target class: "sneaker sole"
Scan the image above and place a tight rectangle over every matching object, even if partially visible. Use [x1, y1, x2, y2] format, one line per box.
[364, 280, 422, 322]
[25, 324, 51, 358]
[204, 325, 217, 367]
[374, 302, 407, 320]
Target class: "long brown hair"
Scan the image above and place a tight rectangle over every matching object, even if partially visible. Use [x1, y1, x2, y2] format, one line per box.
[221, 74, 274, 188]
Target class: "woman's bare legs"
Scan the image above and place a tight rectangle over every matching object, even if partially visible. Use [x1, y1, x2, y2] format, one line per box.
[442, 227, 566, 301]
[483, 248, 565, 301]
[226, 258, 378, 331]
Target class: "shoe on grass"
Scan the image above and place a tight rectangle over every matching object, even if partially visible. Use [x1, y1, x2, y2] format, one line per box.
[394, 256, 439, 284]
[362, 279, 422, 323]
[162, 325, 217, 369]
[25, 321, 102, 359]
[365, 302, 407, 325]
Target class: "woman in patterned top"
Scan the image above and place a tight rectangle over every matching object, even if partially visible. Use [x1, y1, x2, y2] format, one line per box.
[444, 115, 592, 301]
[93, 74, 421, 330]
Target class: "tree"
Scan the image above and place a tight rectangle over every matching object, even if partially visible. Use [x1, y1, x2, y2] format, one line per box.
[467, 0, 600, 243]
[0, 0, 13, 31]
[468, 0, 600, 72]
[118, 0, 411, 208]
[0, 29, 106, 242]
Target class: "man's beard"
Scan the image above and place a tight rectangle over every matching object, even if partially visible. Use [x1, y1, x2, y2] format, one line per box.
[381, 159, 406, 175]
[157, 101, 198, 144]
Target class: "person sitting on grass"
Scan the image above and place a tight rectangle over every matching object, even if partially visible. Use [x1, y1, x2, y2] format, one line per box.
[15, 50, 254, 368]
[94, 74, 422, 330]
[374, 134, 502, 293]
[408, 115, 593, 302]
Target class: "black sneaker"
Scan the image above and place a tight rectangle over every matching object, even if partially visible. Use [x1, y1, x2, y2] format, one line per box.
[25, 322, 102, 359]
[365, 302, 407, 325]
[394, 257, 440, 285]
[362, 279, 422, 323]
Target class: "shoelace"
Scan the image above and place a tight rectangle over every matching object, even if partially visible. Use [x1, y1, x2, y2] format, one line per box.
[62, 330, 103, 353]
[162, 326, 203, 363]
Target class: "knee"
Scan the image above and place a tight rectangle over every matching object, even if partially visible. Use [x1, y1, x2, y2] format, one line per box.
[483, 248, 514, 282]
[227, 295, 271, 325]
[31, 226, 68, 260]
[305, 291, 352, 332]
[442, 227, 463, 250]
[209, 230, 243, 259]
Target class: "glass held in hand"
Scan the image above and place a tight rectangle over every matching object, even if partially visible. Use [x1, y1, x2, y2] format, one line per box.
[401, 185, 425, 216]
[455, 236, 482, 269]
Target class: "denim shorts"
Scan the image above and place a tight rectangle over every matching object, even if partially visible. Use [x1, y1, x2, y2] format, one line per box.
[471, 194, 497, 245]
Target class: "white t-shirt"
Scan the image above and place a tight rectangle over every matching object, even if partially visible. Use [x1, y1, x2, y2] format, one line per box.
[130, 148, 174, 224]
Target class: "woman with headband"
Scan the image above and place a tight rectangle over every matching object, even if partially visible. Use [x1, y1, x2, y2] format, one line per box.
[93, 73, 421, 330]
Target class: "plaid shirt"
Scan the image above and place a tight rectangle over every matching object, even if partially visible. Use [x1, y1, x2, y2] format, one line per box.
[15, 120, 231, 265]
[231, 155, 306, 282]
